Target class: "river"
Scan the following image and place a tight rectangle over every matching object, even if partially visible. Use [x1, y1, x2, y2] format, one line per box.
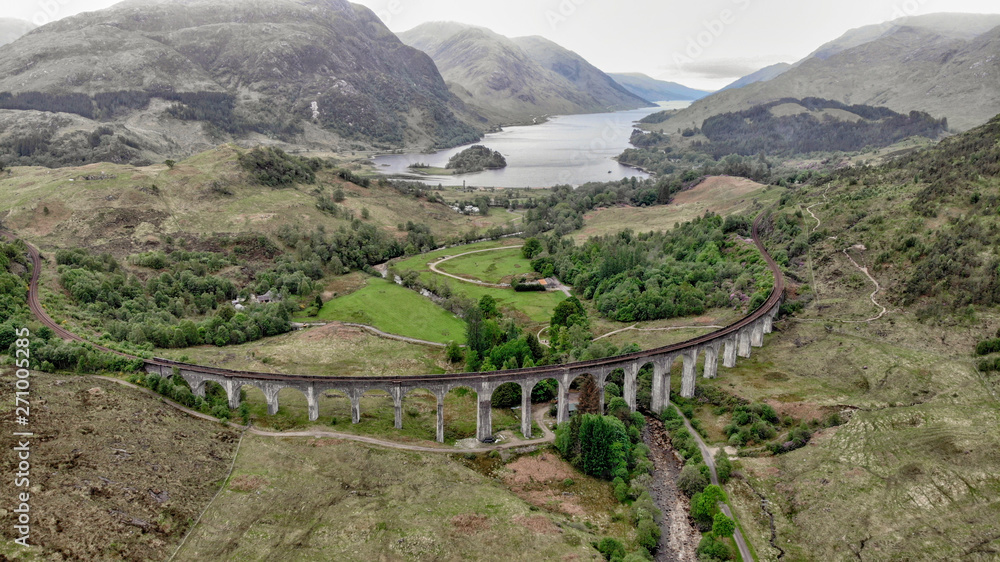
[371, 101, 691, 188]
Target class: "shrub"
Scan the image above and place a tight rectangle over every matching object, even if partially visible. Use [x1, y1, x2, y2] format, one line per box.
[613, 477, 629, 502]
[976, 338, 1000, 355]
[597, 537, 626, 561]
[445, 341, 464, 363]
[678, 463, 708, 497]
[604, 382, 621, 398]
[712, 513, 735, 537]
[696, 533, 733, 561]
[636, 517, 661, 552]
[714, 449, 733, 483]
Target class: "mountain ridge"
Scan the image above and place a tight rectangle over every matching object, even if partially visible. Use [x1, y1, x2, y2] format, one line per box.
[608, 72, 710, 101]
[0, 0, 483, 167]
[398, 21, 651, 125]
[658, 13, 1000, 132]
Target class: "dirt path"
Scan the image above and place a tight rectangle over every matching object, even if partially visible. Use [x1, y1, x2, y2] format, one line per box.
[593, 324, 724, 342]
[799, 199, 889, 324]
[805, 202, 823, 233]
[428, 245, 524, 288]
[340, 322, 448, 347]
[670, 402, 754, 562]
[841, 246, 888, 322]
[645, 418, 700, 562]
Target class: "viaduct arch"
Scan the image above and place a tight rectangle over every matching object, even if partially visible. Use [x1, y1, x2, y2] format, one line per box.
[6, 209, 784, 444]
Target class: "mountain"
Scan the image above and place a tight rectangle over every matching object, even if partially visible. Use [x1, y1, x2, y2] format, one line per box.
[720, 63, 791, 91]
[509, 36, 653, 105]
[661, 13, 1000, 133]
[0, 18, 35, 47]
[608, 73, 710, 101]
[0, 0, 483, 167]
[397, 22, 651, 124]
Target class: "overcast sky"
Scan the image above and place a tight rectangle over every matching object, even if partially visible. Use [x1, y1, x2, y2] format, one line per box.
[4, 0, 1000, 90]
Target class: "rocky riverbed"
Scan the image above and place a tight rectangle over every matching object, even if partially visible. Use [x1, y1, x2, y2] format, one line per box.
[644, 417, 701, 561]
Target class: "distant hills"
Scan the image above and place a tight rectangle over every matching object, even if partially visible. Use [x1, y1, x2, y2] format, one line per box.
[0, 0, 484, 167]
[719, 63, 791, 92]
[661, 13, 1000, 132]
[0, 18, 35, 47]
[607, 73, 710, 101]
[398, 22, 652, 124]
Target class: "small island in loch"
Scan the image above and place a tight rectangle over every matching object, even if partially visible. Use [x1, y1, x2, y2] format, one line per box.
[408, 145, 508, 176]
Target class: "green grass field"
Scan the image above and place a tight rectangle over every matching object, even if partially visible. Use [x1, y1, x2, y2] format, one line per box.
[317, 277, 467, 344]
[393, 240, 565, 325]
[436, 247, 531, 284]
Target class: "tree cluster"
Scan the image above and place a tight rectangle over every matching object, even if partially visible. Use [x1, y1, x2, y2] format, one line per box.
[463, 296, 546, 372]
[534, 213, 773, 323]
[445, 145, 507, 174]
[700, 97, 947, 157]
[238, 146, 324, 187]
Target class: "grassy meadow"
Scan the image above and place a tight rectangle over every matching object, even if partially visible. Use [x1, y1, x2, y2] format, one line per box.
[316, 277, 467, 344]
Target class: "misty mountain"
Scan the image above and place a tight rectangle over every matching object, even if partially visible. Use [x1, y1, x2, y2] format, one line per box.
[398, 22, 651, 124]
[662, 13, 1000, 133]
[0, 18, 35, 47]
[608, 73, 710, 101]
[719, 63, 791, 91]
[0, 0, 483, 167]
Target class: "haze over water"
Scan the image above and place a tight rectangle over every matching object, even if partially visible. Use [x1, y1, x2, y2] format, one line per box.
[372, 101, 690, 188]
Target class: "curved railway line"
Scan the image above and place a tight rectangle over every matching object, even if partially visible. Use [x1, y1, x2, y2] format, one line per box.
[3, 208, 783, 387]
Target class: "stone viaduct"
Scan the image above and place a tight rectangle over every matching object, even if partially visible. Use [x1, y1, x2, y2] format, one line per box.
[8, 210, 784, 446]
[144, 211, 785, 443]
[145, 301, 780, 443]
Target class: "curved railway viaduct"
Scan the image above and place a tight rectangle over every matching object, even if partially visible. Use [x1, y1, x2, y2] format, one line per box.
[4, 210, 783, 443]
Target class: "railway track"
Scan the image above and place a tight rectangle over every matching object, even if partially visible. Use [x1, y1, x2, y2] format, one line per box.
[1, 208, 783, 385]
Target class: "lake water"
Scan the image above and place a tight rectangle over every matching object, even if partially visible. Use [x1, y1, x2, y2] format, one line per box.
[371, 101, 690, 188]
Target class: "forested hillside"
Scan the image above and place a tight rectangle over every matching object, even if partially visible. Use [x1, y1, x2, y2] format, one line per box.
[0, 0, 483, 167]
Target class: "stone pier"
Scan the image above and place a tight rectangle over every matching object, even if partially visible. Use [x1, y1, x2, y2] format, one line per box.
[147, 296, 783, 445]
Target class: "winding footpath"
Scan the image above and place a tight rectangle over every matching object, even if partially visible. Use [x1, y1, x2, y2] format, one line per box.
[800, 197, 889, 324]
[841, 246, 888, 323]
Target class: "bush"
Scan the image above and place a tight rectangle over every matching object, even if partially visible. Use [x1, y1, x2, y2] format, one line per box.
[445, 341, 464, 363]
[491, 382, 522, 408]
[613, 477, 629, 502]
[605, 382, 621, 398]
[636, 517, 660, 551]
[712, 513, 735, 537]
[678, 463, 709, 497]
[696, 533, 733, 561]
[714, 449, 733, 483]
[597, 537, 626, 561]
[975, 338, 1000, 355]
